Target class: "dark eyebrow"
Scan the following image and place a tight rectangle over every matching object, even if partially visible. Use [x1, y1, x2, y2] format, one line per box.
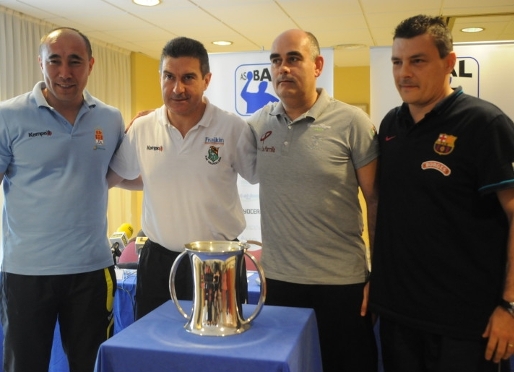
[68, 54, 85, 61]
[46, 53, 85, 61]
[161, 69, 199, 77]
[269, 53, 280, 61]
[286, 51, 302, 58]
[391, 52, 428, 61]
[269, 51, 302, 61]
[409, 53, 428, 60]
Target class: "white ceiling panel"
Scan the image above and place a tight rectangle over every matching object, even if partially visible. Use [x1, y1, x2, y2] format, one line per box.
[279, 0, 363, 18]
[361, 0, 444, 15]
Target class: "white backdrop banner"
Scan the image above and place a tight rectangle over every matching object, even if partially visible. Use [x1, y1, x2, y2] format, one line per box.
[205, 48, 334, 242]
[370, 41, 514, 130]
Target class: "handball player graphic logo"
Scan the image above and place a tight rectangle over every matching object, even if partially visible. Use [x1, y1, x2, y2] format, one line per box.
[235, 64, 278, 116]
[241, 71, 278, 114]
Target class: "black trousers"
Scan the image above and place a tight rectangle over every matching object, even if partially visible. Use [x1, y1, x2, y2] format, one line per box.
[135, 239, 248, 320]
[265, 278, 378, 372]
[0, 268, 115, 372]
[379, 317, 511, 372]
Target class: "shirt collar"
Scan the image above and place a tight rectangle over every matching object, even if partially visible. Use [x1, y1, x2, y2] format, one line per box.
[159, 97, 212, 128]
[270, 88, 329, 122]
[34, 81, 95, 109]
[397, 86, 464, 121]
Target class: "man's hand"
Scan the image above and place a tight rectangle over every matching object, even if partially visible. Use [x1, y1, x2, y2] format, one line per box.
[361, 281, 369, 316]
[125, 110, 154, 133]
[483, 306, 514, 362]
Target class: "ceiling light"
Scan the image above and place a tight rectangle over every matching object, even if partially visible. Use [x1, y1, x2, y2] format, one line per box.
[133, 0, 160, 6]
[212, 41, 233, 46]
[333, 44, 367, 50]
[461, 27, 484, 33]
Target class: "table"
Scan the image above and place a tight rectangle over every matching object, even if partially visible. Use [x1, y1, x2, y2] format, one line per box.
[94, 300, 323, 372]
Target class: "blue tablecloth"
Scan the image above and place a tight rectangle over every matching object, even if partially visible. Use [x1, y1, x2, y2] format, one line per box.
[114, 271, 138, 333]
[94, 300, 323, 372]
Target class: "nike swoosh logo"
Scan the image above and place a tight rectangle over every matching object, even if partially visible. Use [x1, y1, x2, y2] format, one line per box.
[385, 135, 396, 141]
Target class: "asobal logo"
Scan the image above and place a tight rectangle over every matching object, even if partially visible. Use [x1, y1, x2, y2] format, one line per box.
[235, 63, 279, 116]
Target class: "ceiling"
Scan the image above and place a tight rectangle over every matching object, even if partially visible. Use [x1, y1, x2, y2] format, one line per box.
[1, 0, 513, 67]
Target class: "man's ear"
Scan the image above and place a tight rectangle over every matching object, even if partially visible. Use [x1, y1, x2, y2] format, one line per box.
[314, 55, 324, 78]
[445, 51, 457, 74]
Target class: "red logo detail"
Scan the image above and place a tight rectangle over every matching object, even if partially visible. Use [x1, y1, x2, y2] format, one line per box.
[260, 131, 272, 142]
[385, 135, 396, 141]
[95, 129, 104, 141]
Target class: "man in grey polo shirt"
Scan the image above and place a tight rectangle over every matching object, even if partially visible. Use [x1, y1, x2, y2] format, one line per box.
[246, 29, 379, 372]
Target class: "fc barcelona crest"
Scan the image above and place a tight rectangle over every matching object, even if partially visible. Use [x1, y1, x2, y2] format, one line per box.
[434, 133, 457, 155]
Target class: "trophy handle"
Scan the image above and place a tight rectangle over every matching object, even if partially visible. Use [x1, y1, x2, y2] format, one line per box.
[241, 251, 266, 324]
[169, 251, 190, 320]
